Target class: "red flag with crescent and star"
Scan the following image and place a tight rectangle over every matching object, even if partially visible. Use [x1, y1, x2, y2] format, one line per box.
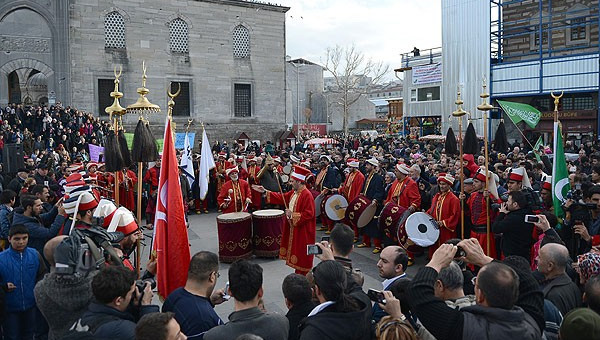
[152, 117, 190, 298]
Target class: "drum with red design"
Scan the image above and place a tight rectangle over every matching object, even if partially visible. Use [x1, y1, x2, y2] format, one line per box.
[315, 193, 329, 218]
[324, 194, 348, 221]
[345, 194, 377, 229]
[252, 209, 285, 258]
[378, 202, 407, 241]
[217, 212, 253, 263]
[397, 212, 425, 253]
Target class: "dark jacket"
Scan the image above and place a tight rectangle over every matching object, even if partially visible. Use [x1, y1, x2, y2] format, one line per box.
[204, 307, 289, 340]
[286, 301, 316, 340]
[0, 204, 12, 239]
[299, 296, 371, 340]
[492, 208, 534, 261]
[322, 166, 341, 190]
[407, 264, 544, 340]
[80, 302, 159, 340]
[361, 172, 385, 203]
[6, 176, 24, 195]
[539, 273, 582, 316]
[0, 247, 46, 312]
[12, 209, 64, 253]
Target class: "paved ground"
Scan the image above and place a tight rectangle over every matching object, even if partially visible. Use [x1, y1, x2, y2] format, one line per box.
[141, 211, 427, 321]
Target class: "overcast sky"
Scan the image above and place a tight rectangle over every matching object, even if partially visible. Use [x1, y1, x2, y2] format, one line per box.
[278, 0, 442, 80]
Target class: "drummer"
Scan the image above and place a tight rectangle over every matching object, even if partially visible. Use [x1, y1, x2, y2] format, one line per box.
[335, 158, 364, 240]
[254, 165, 316, 275]
[357, 158, 386, 254]
[217, 165, 252, 213]
[316, 155, 342, 232]
[247, 156, 262, 211]
[426, 173, 460, 258]
[385, 162, 421, 265]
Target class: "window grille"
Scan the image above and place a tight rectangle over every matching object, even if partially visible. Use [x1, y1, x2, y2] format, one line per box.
[104, 12, 125, 49]
[234, 84, 251, 117]
[232, 25, 250, 58]
[170, 19, 189, 53]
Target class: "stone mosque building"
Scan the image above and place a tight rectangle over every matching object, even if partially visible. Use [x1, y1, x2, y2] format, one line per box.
[0, 0, 289, 141]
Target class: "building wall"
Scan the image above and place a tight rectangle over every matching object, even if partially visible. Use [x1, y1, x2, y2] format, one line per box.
[286, 61, 326, 126]
[500, 0, 599, 63]
[71, 0, 287, 142]
[441, 0, 491, 136]
[326, 93, 376, 132]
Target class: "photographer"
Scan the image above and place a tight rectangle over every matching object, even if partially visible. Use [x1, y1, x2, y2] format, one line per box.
[407, 239, 544, 340]
[492, 190, 535, 261]
[78, 266, 159, 340]
[562, 185, 600, 256]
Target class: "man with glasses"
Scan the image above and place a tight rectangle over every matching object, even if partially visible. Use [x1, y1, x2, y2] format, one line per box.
[162, 251, 227, 339]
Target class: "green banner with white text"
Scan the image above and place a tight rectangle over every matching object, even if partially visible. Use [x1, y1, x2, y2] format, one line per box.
[497, 100, 541, 129]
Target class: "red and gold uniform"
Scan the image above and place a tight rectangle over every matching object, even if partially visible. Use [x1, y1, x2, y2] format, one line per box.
[215, 152, 228, 195]
[427, 173, 460, 257]
[266, 165, 316, 275]
[217, 167, 252, 213]
[339, 159, 364, 236]
[247, 158, 262, 210]
[385, 176, 421, 211]
[108, 169, 137, 212]
[466, 170, 499, 258]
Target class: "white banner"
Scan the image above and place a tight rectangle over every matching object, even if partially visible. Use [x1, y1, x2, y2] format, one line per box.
[412, 63, 442, 85]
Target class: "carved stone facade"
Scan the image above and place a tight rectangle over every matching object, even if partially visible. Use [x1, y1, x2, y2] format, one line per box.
[0, 0, 290, 142]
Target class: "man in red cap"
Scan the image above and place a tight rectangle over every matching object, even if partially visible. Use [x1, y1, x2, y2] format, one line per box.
[357, 158, 386, 254]
[236, 155, 248, 181]
[215, 152, 228, 199]
[385, 162, 421, 264]
[256, 165, 316, 275]
[143, 158, 161, 229]
[540, 175, 553, 211]
[426, 173, 460, 257]
[462, 168, 499, 257]
[217, 166, 252, 213]
[246, 156, 262, 211]
[316, 155, 341, 232]
[336, 158, 364, 238]
[506, 167, 532, 193]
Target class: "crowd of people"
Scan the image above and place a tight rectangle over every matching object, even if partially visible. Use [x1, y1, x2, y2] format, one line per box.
[0, 102, 600, 340]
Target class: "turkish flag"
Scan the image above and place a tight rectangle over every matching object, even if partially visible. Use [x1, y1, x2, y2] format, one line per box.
[152, 117, 190, 298]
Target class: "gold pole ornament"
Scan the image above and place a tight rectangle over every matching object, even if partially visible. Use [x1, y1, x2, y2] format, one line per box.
[477, 76, 494, 256]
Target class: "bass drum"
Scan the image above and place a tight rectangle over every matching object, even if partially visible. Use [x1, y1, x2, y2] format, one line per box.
[324, 194, 348, 221]
[314, 193, 327, 217]
[378, 202, 406, 240]
[404, 212, 440, 247]
[345, 194, 376, 229]
[396, 212, 424, 253]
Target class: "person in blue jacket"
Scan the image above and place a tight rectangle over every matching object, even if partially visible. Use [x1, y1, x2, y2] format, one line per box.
[11, 195, 66, 255]
[0, 224, 47, 340]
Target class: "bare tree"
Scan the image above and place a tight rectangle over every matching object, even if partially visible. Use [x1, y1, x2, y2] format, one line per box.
[323, 44, 389, 136]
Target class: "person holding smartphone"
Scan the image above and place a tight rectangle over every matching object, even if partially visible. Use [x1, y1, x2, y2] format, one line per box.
[491, 190, 535, 261]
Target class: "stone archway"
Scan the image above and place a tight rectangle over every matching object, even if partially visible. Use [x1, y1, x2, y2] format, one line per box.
[0, 58, 54, 106]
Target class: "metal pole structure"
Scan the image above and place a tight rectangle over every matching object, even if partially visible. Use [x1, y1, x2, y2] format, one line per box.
[136, 163, 142, 277]
[452, 85, 468, 239]
[478, 77, 494, 256]
[113, 118, 120, 206]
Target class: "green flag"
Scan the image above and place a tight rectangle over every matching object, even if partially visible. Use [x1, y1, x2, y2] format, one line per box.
[497, 100, 541, 128]
[552, 122, 570, 219]
[533, 136, 543, 163]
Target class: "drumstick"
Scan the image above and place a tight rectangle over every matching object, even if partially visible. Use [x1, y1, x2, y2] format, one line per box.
[274, 172, 292, 223]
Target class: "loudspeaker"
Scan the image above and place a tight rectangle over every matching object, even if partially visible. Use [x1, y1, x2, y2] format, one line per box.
[2, 144, 24, 173]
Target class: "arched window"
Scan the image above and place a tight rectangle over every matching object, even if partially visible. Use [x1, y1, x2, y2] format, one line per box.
[232, 25, 250, 58]
[169, 18, 189, 54]
[104, 11, 125, 49]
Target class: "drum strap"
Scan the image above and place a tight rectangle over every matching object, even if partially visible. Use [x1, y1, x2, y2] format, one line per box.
[316, 168, 327, 190]
[392, 179, 408, 203]
[363, 172, 374, 195]
[433, 192, 447, 220]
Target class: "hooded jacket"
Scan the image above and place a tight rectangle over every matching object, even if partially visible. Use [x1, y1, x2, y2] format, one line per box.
[12, 209, 65, 253]
[462, 154, 480, 178]
[34, 272, 95, 340]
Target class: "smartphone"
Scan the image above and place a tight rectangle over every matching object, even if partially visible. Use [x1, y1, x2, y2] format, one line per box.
[524, 215, 539, 223]
[223, 282, 230, 301]
[367, 288, 386, 304]
[307, 244, 322, 255]
[321, 236, 330, 242]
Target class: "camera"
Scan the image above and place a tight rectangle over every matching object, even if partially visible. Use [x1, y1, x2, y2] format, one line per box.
[307, 244, 322, 255]
[367, 289, 386, 304]
[524, 215, 539, 223]
[566, 183, 584, 202]
[454, 246, 466, 258]
[321, 236, 330, 242]
[135, 278, 157, 302]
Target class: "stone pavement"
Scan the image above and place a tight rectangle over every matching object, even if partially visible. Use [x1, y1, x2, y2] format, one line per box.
[142, 211, 427, 321]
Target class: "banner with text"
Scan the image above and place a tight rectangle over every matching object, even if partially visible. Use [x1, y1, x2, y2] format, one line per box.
[412, 63, 442, 85]
[497, 100, 541, 129]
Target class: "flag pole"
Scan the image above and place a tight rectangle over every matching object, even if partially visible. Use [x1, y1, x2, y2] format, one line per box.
[477, 77, 494, 256]
[453, 85, 468, 239]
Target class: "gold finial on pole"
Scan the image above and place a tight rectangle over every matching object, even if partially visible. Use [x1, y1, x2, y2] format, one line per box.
[551, 91, 564, 123]
[477, 76, 493, 256]
[454, 84, 467, 239]
[126, 61, 161, 114]
[453, 85, 468, 117]
[105, 65, 126, 116]
[185, 119, 193, 133]
[167, 82, 181, 132]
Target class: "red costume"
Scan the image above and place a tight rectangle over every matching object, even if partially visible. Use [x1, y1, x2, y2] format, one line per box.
[467, 191, 498, 257]
[108, 170, 137, 212]
[385, 176, 421, 210]
[247, 163, 262, 210]
[143, 166, 160, 194]
[339, 164, 365, 236]
[217, 179, 252, 213]
[266, 165, 316, 275]
[427, 190, 460, 257]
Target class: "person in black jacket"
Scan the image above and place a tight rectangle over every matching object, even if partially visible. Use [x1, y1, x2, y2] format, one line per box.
[79, 266, 159, 340]
[407, 238, 544, 340]
[299, 261, 370, 340]
[492, 190, 535, 261]
[357, 158, 386, 253]
[282, 274, 316, 340]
